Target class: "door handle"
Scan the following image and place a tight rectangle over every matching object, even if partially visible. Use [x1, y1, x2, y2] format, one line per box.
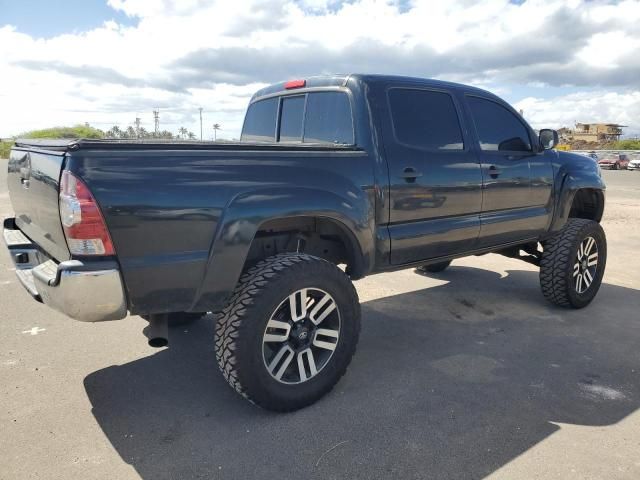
[401, 167, 422, 183]
[488, 165, 501, 178]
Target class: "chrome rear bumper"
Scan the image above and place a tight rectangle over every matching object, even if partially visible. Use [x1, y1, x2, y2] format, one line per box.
[3, 218, 127, 322]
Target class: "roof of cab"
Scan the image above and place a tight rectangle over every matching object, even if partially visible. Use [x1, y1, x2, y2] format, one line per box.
[250, 73, 499, 103]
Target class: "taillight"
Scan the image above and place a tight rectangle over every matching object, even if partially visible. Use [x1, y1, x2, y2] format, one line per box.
[59, 170, 114, 255]
[285, 79, 306, 89]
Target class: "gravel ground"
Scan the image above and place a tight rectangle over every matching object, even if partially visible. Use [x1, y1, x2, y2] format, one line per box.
[0, 167, 639, 480]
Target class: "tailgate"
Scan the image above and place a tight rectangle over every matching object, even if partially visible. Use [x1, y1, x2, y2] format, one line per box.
[7, 146, 70, 261]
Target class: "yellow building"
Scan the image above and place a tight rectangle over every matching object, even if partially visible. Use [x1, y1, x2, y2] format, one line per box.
[570, 123, 625, 143]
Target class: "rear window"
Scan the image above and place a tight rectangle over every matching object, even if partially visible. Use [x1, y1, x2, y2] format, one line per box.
[304, 92, 353, 144]
[241, 97, 278, 142]
[388, 88, 464, 150]
[279, 96, 305, 142]
[241, 91, 354, 145]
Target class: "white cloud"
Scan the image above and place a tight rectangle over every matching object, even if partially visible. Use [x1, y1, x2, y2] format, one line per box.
[516, 91, 640, 135]
[1, 0, 639, 138]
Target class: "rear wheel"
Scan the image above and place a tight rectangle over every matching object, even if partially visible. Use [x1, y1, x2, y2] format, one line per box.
[215, 253, 361, 411]
[418, 260, 451, 273]
[540, 219, 606, 308]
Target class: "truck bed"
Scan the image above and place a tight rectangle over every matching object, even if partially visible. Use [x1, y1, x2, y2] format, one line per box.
[8, 138, 373, 315]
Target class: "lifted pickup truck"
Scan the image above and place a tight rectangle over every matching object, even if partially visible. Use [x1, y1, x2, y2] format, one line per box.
[4, 74, 606, 411]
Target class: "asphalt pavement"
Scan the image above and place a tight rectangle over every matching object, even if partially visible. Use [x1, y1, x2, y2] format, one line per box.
[1, 166, 639, 480]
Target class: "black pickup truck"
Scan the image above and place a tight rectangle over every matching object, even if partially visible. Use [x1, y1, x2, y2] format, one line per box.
[4, 74, 606, 411]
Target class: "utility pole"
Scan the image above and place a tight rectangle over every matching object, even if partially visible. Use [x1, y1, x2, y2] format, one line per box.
[153, 109, 160, 137]
[199, 107, 203, 141]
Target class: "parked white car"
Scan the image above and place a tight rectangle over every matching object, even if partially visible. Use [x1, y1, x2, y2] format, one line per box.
[628, 154, 640, 171]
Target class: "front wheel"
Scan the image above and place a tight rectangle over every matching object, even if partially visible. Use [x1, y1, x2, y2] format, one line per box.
[540, 219, 607, 308]
[214, 253, 361, 411]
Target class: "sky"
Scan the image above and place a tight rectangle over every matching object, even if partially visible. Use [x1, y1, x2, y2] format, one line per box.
[0, 0, 639, 140]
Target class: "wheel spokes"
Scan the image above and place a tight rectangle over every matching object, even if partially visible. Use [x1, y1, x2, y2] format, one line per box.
[313, 328, 339, 351]
[583, 269, 593, 288]
[264, 320, 291, 343]
[584, 237, 595, 257]
[263, 288, 341, 384]
[574, 236, 598, 294]
[297, 349, 318, 381]
[309, 293, 337, 326]
[268, 345, 295, 380]
[289, 289, 308, 322]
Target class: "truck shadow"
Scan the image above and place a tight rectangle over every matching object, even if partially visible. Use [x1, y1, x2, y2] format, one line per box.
[84, 266, 640, 480]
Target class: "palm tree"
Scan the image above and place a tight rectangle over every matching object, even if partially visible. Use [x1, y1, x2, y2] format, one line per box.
[125, 126, 136, 139]
[213, 123, 221, 141]
[178, 127, 188, 139]
[188, 132, 196, 140]
[106, 125, 122, 138]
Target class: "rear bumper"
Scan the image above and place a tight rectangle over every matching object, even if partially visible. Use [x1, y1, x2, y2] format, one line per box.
[3, 218, 127, 322]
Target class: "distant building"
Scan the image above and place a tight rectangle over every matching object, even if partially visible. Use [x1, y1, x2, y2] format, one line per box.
[569, 123, 625, 143]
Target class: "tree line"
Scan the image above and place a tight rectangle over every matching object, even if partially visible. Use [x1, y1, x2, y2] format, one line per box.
[104, 125, 198, 140]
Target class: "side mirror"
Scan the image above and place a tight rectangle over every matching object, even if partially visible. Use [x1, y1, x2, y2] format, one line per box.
[539, 129, 559, 150]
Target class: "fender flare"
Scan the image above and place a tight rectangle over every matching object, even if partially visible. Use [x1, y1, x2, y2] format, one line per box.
[190, 187, 375, 311]
[549, 170, 605, 233]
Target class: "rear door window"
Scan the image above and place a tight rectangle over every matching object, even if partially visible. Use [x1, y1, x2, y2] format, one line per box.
[303, 92, 353, 144]
[241, 97, 278, 142]
[388, 88, 464, 150]
[467, 96, 532, 152]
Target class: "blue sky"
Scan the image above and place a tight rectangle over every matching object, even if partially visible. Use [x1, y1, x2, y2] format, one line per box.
[0, 0, 137, 38]
[0, 0, 638, 138]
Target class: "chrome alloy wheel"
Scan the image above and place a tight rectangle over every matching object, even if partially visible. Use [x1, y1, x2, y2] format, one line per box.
[574, 236, 599, 294]
[262, 288, 341, 384]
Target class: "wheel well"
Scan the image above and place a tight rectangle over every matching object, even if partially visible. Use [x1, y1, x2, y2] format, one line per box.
[569, 189, 604, 222]
[245, 216, 365, 278]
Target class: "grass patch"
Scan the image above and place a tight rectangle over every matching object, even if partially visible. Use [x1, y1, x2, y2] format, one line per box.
[19, 125, 104, 139]
[0, 140, 13, 159]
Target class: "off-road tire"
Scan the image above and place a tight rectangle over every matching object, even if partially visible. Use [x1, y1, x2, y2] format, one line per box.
[540, 218, 607, 308]
[418, 260, 452, 273]
[214, 253, 361, 412]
